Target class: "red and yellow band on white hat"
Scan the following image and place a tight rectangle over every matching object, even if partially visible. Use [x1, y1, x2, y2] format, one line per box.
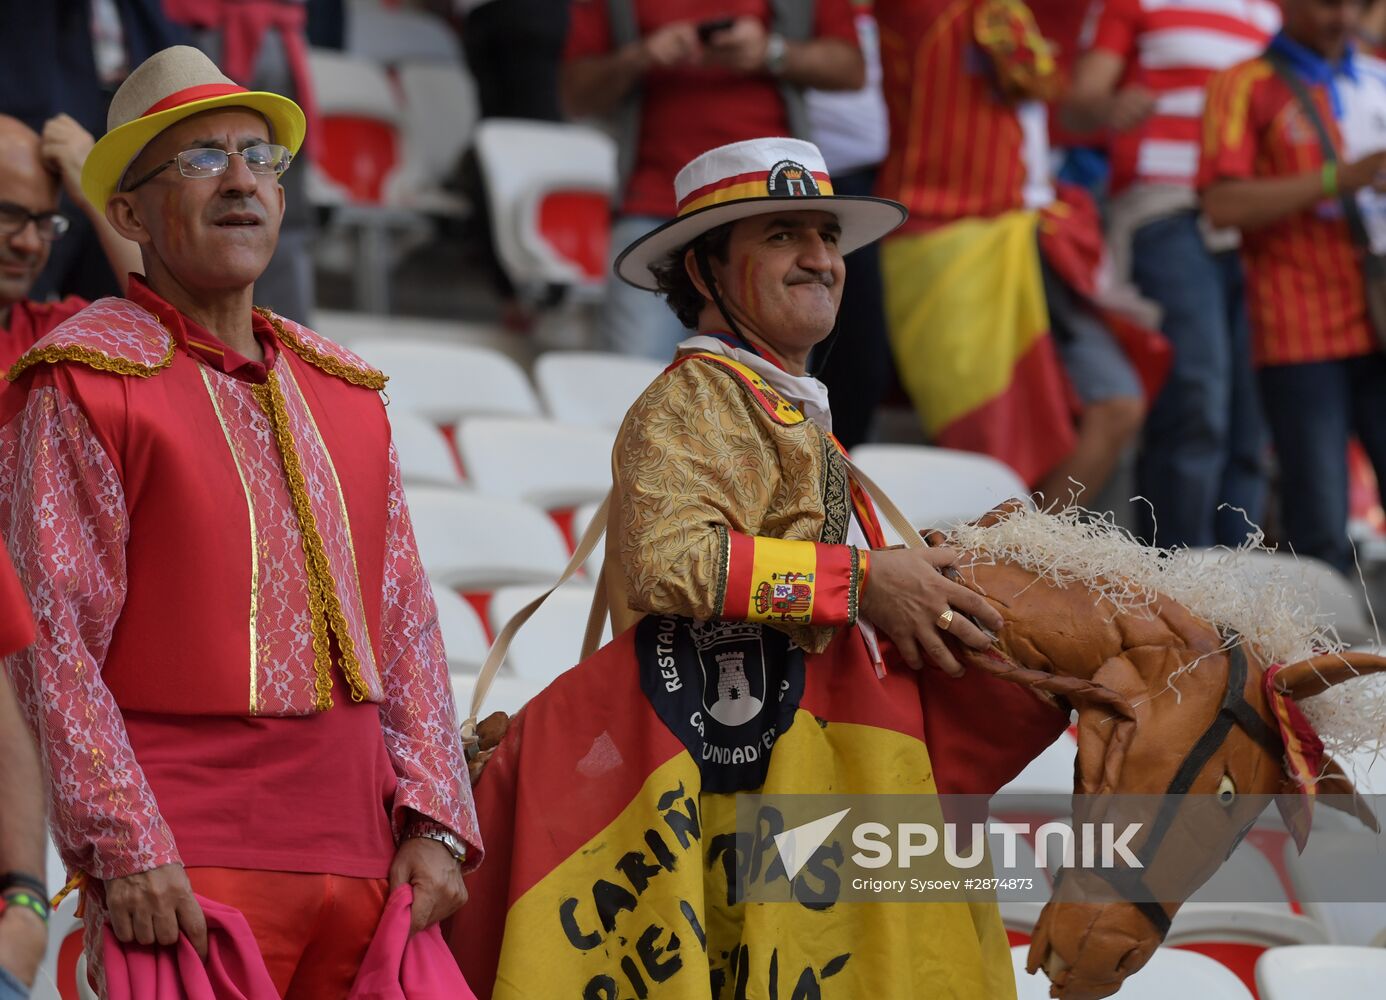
[615, 137, 906, 291]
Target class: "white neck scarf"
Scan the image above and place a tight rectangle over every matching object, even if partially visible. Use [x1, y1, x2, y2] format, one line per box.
[676, 334, 834, 433]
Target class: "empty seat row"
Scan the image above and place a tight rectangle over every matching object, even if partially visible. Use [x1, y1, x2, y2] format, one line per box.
[353, 339, 666, 431]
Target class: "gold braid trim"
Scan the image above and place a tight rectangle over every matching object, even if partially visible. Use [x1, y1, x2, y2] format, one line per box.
[255, 307, 387, 390]
[251, 370, 372, 710]
[7, 336, 176, 382]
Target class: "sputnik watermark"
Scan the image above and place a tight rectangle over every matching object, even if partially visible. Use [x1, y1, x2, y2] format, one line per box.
[850, 819, 1142, 870]
[733, 793, 1386, 905]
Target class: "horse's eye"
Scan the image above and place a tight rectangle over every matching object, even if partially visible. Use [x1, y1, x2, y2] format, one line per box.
[1217, 774, 1236, 805]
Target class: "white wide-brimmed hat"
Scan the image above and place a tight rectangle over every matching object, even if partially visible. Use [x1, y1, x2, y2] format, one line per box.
[615, 137, 906, 290]
[82, 45, 306, 212]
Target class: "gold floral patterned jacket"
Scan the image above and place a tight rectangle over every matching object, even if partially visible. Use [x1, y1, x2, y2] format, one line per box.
[602, 351, 869, 653]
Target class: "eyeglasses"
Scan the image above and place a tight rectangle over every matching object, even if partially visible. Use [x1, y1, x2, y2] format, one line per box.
[122, 143, 293, 193]
[0, 201, 69, 242]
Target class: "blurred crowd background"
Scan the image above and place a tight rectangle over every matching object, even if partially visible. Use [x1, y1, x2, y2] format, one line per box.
[7, 0, 1386, 581]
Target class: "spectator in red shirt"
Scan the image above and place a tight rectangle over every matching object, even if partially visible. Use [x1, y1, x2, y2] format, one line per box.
[0, 114, 141, 371]
[1064, 0, 1280, 551]
[1201, 0, 1386, 572]
[875, 0, 1147, 508]
[561, 0, 864, 360]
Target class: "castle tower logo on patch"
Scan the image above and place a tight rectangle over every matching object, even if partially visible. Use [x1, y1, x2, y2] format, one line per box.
[637, 616, 805, 793]
[694, 622, 767, 726]
[767, 160, 820, 198]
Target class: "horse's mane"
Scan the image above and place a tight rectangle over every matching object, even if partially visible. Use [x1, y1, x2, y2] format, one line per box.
[947, 506, 1386, 761]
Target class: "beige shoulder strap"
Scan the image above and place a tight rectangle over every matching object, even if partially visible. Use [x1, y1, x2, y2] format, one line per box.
[460, 492, 611, 745]
[460, 460, 923, 744]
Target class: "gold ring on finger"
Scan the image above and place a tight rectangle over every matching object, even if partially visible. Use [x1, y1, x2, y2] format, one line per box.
[936, 608, 955, 632]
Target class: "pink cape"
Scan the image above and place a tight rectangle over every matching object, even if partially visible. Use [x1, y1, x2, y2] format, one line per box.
[102, 886, 475, 999]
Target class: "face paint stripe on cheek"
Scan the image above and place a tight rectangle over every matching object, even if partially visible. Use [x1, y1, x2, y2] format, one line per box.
[741, 254, 761, 326]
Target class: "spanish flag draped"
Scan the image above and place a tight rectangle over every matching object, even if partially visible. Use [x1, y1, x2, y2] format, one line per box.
[882, 207, 1074, 488]
[882, 189, 1170, 489]
[448, 617, 1068, 999]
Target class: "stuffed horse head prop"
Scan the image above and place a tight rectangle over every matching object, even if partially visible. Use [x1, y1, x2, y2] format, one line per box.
[934, 505, 1386, 1000]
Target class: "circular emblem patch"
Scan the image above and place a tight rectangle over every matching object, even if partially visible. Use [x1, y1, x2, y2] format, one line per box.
[766, 159, 820, 199]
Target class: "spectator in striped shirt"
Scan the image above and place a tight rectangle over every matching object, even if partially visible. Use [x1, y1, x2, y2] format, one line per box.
[875, 0, 1146, 509]
[1064, 0, 1280, 550]
[1201, 0, 1386, 573]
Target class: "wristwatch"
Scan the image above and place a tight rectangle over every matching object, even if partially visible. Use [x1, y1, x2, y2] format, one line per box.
[408, 819, 468, 866]
[764, 32, 788, 76]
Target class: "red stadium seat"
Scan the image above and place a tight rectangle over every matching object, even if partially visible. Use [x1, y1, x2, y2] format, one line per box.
[317, 115, 399, 204]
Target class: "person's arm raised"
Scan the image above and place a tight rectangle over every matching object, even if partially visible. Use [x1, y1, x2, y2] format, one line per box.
[1061, 49, 1154, 134]
[560, 22, 701, 119]
[40, 114, 141, 291]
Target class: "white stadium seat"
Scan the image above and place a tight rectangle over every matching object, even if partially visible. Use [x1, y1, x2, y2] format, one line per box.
[393, 61, 478, 215]
[473, 119, 618, 302]
[313, 310, 515, 354]
[352, 341, 542, 424]
[456, 418, 612, 510]
[1256, 945, 1386, 999]
[1283, 830, 1386, 947]
[998, 728, 1075, 796]
[533, 351, 665, 429]
[1190, 548, 1373, 647]
[849, 443, 1030, 540]
[1012, 944, 1253, 999]
[390, 410, 463, 488]
[488, 584, 607, 688]
[306, 48, 402, 209]
[433, 584, 490, 675]
[405, 487, 569, 589]
[1164, 838, 1325, 969]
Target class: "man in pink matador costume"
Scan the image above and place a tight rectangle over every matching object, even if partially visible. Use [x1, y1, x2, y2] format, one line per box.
[0, 45, 478, 998]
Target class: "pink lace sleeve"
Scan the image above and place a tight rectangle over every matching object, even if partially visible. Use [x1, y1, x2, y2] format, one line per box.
[377, 445, 481, 869]
[0, 386, 180, 881]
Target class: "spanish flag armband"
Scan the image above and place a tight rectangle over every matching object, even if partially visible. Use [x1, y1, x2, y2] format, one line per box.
[718, 531, 864, 627]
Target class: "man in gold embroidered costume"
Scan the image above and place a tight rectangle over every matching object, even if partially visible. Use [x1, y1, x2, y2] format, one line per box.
[0, 46, 477, 996]
[452, 138, 1066, 998]
[604, 136, 1005, 675]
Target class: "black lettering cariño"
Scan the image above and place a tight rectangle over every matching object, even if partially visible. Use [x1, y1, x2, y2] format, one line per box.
[559, 896, 602, 951]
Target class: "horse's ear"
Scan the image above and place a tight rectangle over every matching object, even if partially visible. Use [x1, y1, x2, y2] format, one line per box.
[1073, 655, 1146, 795]
[1272, 651, 1386, 701]
[962, 646, 1139, 795]
[1314, 754, 1380, 833]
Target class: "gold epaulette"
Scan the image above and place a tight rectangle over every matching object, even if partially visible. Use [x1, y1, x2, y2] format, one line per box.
[7, 298, 176, 382]
[672, 352, 806, 426]
[256, 307, 387, 391]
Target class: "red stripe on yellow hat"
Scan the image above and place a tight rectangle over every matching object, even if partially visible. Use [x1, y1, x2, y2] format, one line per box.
[677, 170, 833, 216]
[142, 83, 248, 118]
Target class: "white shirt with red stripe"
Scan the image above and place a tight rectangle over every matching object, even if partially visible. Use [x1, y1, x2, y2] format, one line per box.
[1087, 0, 1281, 193]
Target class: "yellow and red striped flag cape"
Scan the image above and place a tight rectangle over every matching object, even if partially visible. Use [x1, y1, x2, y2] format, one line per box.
[448, 620, 1068, 999]
[882, 189, 1169, 489]
[882, 207, 1075, 488]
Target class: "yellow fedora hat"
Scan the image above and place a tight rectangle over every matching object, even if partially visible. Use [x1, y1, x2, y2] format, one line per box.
[82, 45, 306, 212]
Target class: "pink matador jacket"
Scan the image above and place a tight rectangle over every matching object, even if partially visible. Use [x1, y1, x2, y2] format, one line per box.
[0, 294, 480, 888]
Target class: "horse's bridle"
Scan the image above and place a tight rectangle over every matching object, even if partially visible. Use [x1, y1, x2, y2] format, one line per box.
[1061, 637, 1284, 937]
